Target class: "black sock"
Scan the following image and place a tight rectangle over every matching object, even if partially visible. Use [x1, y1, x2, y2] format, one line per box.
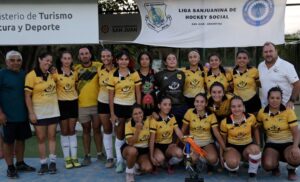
[249, 173, 256, 177]
[16, 161, 25, 166]
[8, 165, 15, 171]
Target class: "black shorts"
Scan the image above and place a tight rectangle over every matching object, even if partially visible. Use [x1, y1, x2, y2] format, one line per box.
[98, 101, 110, 114]
[155, 143, 170, 155]
[58, 99, 78, 120]
[114, 104, 132, 119]
[264, 142, 294, 162]
[2, 122, 32, 144]
[33, 117, 60, 126]
[227, 143, 252, 155]
[244, 94, 261, 114]
[121, 143, 149, 156]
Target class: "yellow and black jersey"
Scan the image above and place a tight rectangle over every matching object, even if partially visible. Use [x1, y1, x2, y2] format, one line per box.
[52, 71, 78, 101]
[125, 116, 151, 148]
[230, 66, 259, 101]
[74, 61, 102, 107]
[150, 114, 178, 144]
[257, 105, 298, 144]
[207, 94, 233, 122]
[107, 68, 141, 106]
[220, 113, 257, 145]
[97, 65, 116, 104]
[25, 68, 60, 120]
[183, 108, 218, 147]
[205, 67, 232, 92]
[181, 65, 206, 98]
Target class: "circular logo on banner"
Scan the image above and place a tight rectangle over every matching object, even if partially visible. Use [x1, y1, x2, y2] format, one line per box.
[243, 0, 274, 26]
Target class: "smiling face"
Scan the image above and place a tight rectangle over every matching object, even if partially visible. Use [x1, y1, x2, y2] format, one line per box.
[132, 107, 144, 123]
[61, 52, 72, 68]
[39, 55, 53, 72]
[101, 50, 113, 66]
[158, 98, 172, 115]
[230, 98, 245, 117]
[194, 95, 207, 112]
[165, 54, 177, 69]
[188, 51, 200, 66]
[236, 52, 249, 68]
[268, 91, 282, 110]
[210, 85, 224, 103]
[263, 44, 278, 65]
[209, 55, 221, 69]
[117, 54, 130, 69]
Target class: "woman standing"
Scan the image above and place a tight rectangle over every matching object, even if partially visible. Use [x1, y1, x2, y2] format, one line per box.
[97, 49, 115, 168]
[257, 87, 300, 181]
[107, 50, 142, 173]
[230, 49, 261, 114]
[137, 52, 156, 117]
[121, 104, 153, 182]
[149, 96, 184, 174]
[220, 96, 261, 181]
[53, 51, 80, 169]
[205, 53, 232, 93]
[154, 53, 187, 128]
[25, 52, 60, 175]
[181, 50, 206, 108]
[182, 93, 226, 174]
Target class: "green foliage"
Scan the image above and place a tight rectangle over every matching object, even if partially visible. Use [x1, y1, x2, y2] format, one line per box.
[98, 0, 138, 13]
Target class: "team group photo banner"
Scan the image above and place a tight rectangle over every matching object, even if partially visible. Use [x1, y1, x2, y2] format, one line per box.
[134, 0, 286, 48]
[0, 0, 99, 45]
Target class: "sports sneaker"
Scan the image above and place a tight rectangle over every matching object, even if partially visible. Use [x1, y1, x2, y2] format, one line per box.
[72, 158, 81, 168]
[65, 157, 73, 169]
[105, 158, 114, 168]
[97, 153, 106, 161]
[38, 164, 48, 175]
[48, 162, 57, 174]
[126, 173, 135, 182]
[16, 162, 36, 172]
[167, 164, 175, 174]
[81, 155, 91, 166]
[272, 167, 281, 176]
[7, 168, 19, 179]
[116, 161, 125, 173]
[288, 169, 298, 181]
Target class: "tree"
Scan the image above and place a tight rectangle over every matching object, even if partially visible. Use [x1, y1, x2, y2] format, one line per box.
[98, 0, 138, 14]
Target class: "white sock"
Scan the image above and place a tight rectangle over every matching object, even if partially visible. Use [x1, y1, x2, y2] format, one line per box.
[60, 135, 70, 159]
[248, 152, 261, 174]
[115, 138, 125, 163]
[103, 133, 113, 159]
[40, 158, 47, 164]
[168, 157, 183, 165]
[49, 154, 57, 163]
[69, 134, 78, 159]
[126, 167, 134, 174]
[224, 162, 239, 172]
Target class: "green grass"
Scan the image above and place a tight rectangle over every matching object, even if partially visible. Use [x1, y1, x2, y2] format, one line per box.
[24, 105, 300, 158]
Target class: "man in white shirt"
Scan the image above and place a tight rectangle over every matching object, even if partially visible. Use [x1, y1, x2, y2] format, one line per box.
[258, 42, 300, 108]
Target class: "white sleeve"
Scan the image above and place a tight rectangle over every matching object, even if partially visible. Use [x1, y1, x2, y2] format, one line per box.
[286, 63, 299, 84]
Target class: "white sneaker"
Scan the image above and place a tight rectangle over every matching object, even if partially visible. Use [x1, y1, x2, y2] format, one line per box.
[126, 173, 135, 182]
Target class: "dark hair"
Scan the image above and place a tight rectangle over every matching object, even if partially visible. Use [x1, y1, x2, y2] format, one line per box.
[131, 104, 144, 115]
[34, 51, 52, 73]
[230, 95, 244, 108]
[194, 93, 208, 102]
[157, 94, 172, 104]
[163, 53, 176, 62]
[115, 50, 135, 70]
[188, 49, 200, 56]
[263, 41, 276, 50]
[208, 52, 221, 62]
[137, 52, 153, 65]
[267, 86, 283, 99]
[100, 48, 113, 56]
[236, 49, 250, 58]
[56, 51, 73, 74]
[209, 82, 225, 93]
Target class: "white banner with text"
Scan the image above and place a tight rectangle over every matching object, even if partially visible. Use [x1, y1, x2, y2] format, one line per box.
[0, 3, 98, 45]
[134, 0, 286, 48]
